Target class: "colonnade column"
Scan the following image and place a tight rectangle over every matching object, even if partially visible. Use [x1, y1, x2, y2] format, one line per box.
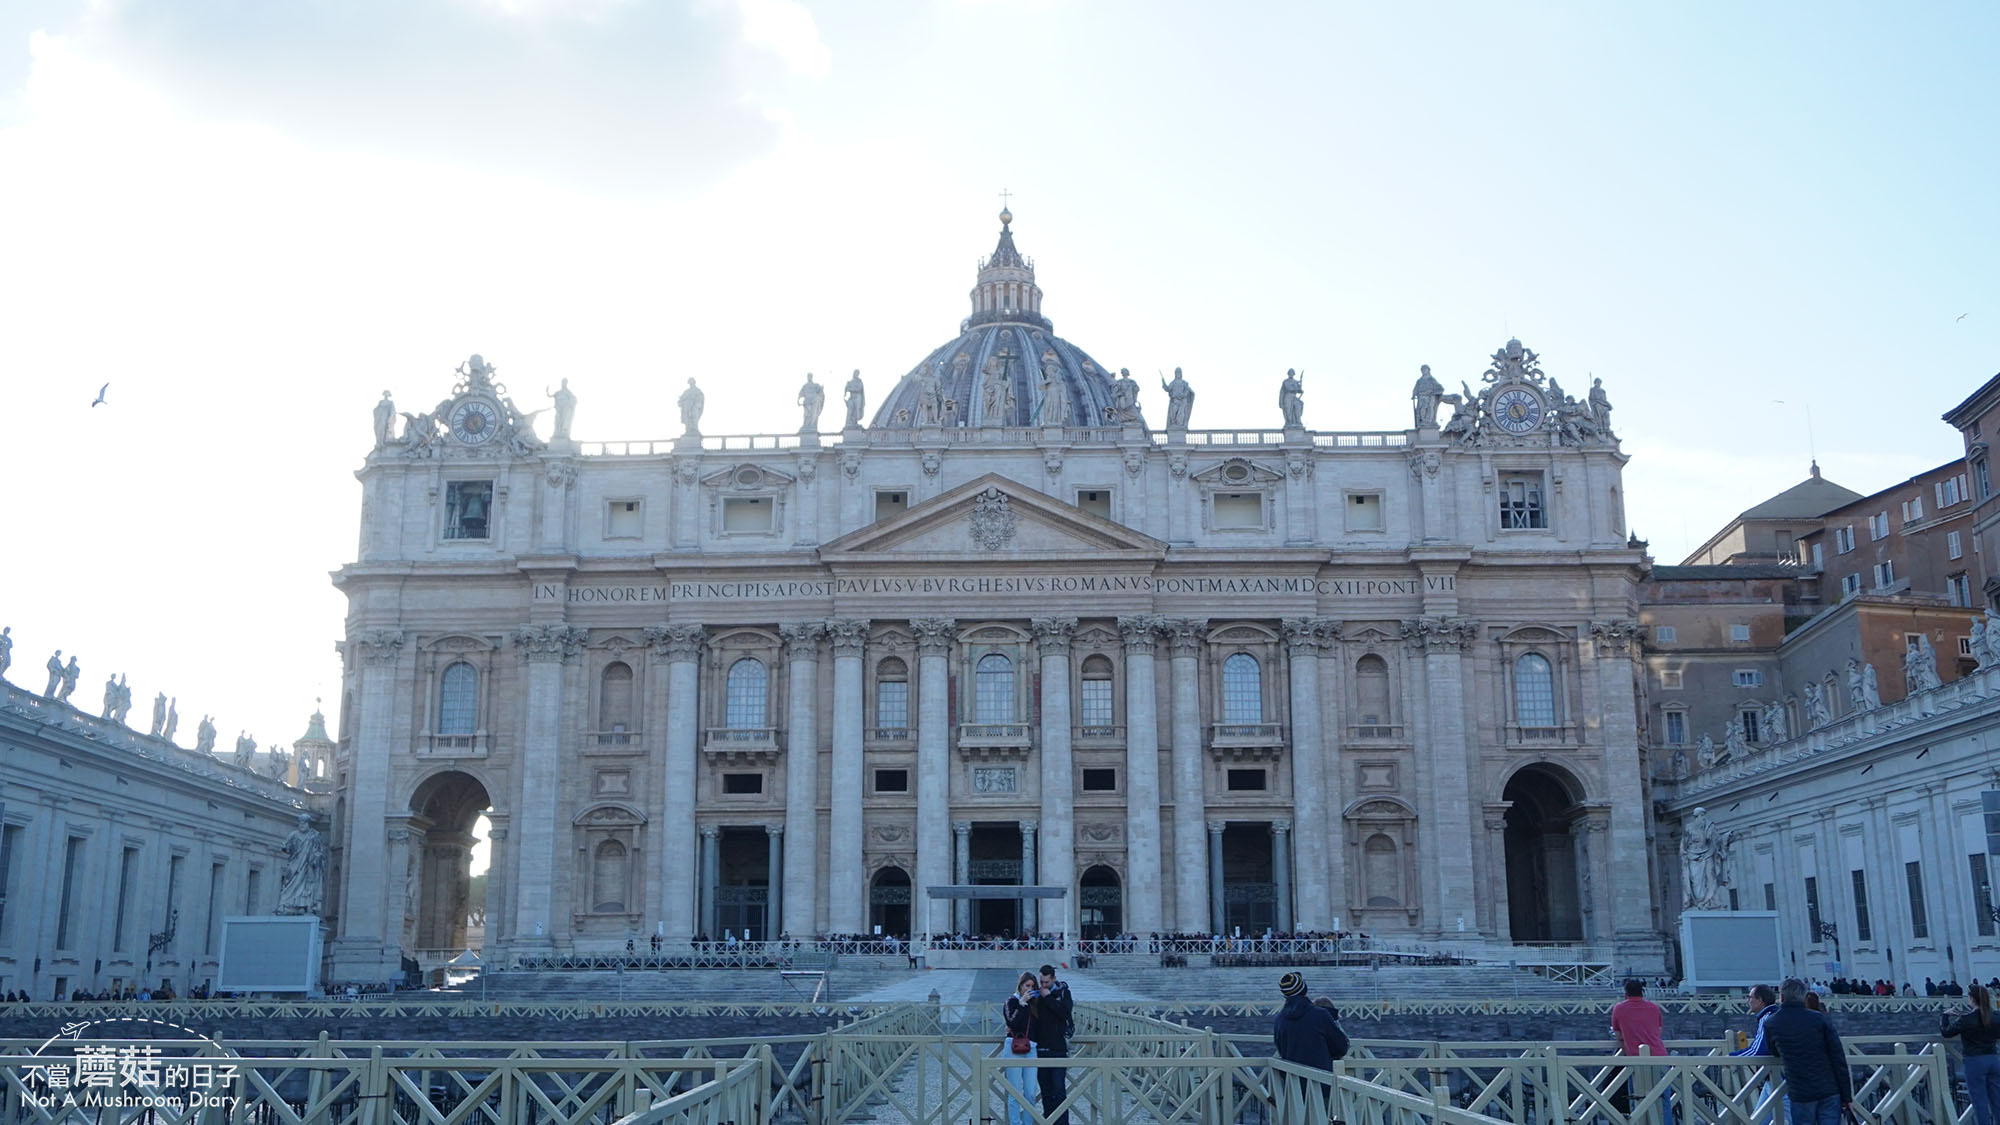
[336, 630, 403, 977]
[1413, 615, 1477, 935]
[911, 618, 956, 942]
[1272, 821, 1293, 933]
[700, 827, 720, 939]
[826, 620, 869, 935]
[1164, 619, 1209, 932]
[512, 624, 583, 947]
[780, 622, 824, 938]
[1119, 616, 1164, 936]
[953, 821, 973, 934]
[1281, 619, 1330, 929]
[647, 624, 705, 939]
[1020, 820, 1038, 933]
[1207, 821, 1226, 933]
[1033, 618, 1078, 940]
[766, 825, 784, 938]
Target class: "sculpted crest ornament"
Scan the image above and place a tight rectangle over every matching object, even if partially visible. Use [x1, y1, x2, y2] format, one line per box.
[968, 487, 1017, 551]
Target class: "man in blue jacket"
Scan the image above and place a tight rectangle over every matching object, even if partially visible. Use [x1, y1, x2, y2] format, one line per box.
[1031, 964, 1075, 1125]
[1763, 977, 1852, 1125]
[1273, 971, 1349, 1068]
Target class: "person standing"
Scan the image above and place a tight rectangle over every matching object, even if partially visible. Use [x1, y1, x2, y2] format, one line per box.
[1611, 977, 1674, 1125]
[1944, 983, 2000, 1125]
[1765, 977, 1852, 1125]
[1273, 973, 1348, 1068]
[1732, 984, 1780, 1124]
[1031, 964, 1074, 1125]
[999, 972, 1039, 1125]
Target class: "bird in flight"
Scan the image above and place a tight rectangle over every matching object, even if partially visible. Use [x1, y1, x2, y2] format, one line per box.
[1960, 313, 1970, 322]
[90, 383, 108, 407]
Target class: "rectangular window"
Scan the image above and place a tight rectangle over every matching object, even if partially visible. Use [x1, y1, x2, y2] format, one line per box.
[245, 868, 261, 914]
[1903, 496, 1925, 523]
[1074, 489, 1111, 518]
[1346, 492, 1384, 532]
[874, 490, 908, 521]
[1078, 678, 1114, 729]
[1963, 635, 1977, 657]
[605, 500, 642, 538]
[1872, 561, 1896, 589]
[0, 824, 18, 940]
[1655, 626, 1676, 644]
[1907, 860, 1929, 940]
[872, 768, 908, 793]
[1950, 531, 1965, 560]
[1973, 854, 1996, 937]
[1805, 875, 1822, 937]
[1499, 476, 1547, 530]
[1729, 888, 1740, 911]
[1212, 492, 1263, 529]
[1741, 709, 1760, 743]
[1730, 624, 1752, 643]
[1764, 882, 1777, 911]
[1664, 711, 1687, 745]
[722, 497, 774, 533]
[1081, 767, 1118, 792]
[1659, 669, 1683, 690]
[1951, 574, 1973, 607]
[1869, 512, 1890, 540]
[875, 680, 909, 732]
[55, 836, 85, 949]
[165, 854, 184, 953]
[1733, 669, 1763, 688]
[207, 862, 226, 954]
[443, 480, 494, 540]
[1225, 768, 1267, 791]
[1979, 460, 1992, 500]
[1836, 526, 1856, 553]
[1811, 542, 1825, 569]
[1841, 573, 1862, 598]
[1851, 869, 1872, 943]
[721, 773, 763, 795]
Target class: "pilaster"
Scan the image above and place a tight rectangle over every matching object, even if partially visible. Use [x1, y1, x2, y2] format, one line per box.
[1033, 617, 1078, 939]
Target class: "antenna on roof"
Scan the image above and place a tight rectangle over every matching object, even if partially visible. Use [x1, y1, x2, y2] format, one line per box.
[1774, 400, 1819, 477]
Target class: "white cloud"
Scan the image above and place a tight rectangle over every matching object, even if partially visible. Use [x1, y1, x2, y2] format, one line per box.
[734, 0, 830, 78]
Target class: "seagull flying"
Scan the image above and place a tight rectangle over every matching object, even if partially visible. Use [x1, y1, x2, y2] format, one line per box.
[90, 383, 108, 407]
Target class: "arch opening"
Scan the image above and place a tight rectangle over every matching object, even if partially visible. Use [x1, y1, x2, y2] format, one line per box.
[406, 770, 494, 957]
[1501, 765, 1584, 943]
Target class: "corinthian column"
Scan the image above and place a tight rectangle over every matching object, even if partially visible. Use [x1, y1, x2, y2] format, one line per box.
[911, 617, 956, 941]
[338, 630, 403, 963]
[953, 820, 973, 934]
[647, 624, 705, 938]
[780, 621, 825, 938]
[1406, 616, 1478, 935]
[825, 619, 869, 935]
[1282, 618, 1331, 930]
[513, 623, 584, 945]
[1119, 615, 1164, 935]
[1033, 617, 1078, 940]
[1164, 619, 1209, 932]
[1020, 819, 1039, 932]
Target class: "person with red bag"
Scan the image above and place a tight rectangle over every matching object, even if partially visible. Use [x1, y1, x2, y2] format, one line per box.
[999, 971, 1039, 1125]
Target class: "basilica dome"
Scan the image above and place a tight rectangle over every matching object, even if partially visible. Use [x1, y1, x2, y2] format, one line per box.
[871, 211, 1120, 429]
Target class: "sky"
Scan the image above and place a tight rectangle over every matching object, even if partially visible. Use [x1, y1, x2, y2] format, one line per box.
[2, 0, 1997, 768]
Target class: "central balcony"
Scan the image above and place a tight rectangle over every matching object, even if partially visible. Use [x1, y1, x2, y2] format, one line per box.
[956, 722, 1032, 761]
[1208, 722, 1285, 762]
[703, 726, 782, 765]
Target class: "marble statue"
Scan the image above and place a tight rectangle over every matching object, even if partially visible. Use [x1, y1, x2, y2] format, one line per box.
[549, 378, 576, 441]
[1036, 349, 1070, 426]
[195, 715, 216, 754]
[916, 365, 943, 426]
[1589, 377, 1613, 431]
[44, 650, 63, 698]
[1724, 719, 1749, 759]
[1979, 609, 2000, 668]
[1847, 657, 1880, 712]
[677, 378, 705, 436]
[1762, 698, 1789, 744]
[400, 410, 439, 455]
[277, 813, 327, 915]
[265, 748, 289, 779]
[1111, 366, 1143, 425]
[1412, 364, 1444, 429]
[1279, 368, 1305, 428]
[1670, 743, 1688, 778]
[234, 732, 256, 769]
[979, 355, 1011, 424]
[1863, 662, 1881, 709]
[149, 692, 167, 737]
[1161, 367, 1194, 430]
[1975, 617, 1992, 669]
[842, 369, 865, 428]
[57, 657, 79, 704]
[796, 373, 824, 433]
[1441, 383, 1478, 440]
[112, 674, 131, 723]
[1680, 806, 1730, 910]
[163, 698, 179, 743]
[1804, 680, 1831, 729]
[0, 625, 10, 680]
[373, 391, 396, 448]
[1695, 733, 1719, 771]
[102, 674, 121, 720]
[1906, 636, 1943, 694]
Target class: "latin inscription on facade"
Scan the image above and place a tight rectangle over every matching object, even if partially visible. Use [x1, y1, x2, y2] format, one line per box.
[535, 573, 1454, 604]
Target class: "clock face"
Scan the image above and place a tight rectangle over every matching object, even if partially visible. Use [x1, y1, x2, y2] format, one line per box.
[1492, 388, 1544, 434]
[450, 399, 500, 445]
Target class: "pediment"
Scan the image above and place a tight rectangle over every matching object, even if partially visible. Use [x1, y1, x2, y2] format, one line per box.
[1190, 457, 1284, 487]
[700, 463, 795, 490]
[820, 473, 1166, 560]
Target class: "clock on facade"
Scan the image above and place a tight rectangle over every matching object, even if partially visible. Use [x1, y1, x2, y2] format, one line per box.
[1491, 387, 1543, 434]
[450, 399, 500, 445]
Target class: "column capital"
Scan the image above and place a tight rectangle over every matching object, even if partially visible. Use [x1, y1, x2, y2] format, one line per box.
[645, 624, 706, 663]
[911, 617, 957, 655]
[825, 618, 870, 657]
[699, 825, 721, 840]
[1018, 819, 1039, 836]
[1281, 618, 1326, 654]
[766, 823, 784, 838]
[1118, 615, 1163, 653]
[1161, 617, 1205, 656]
[353, 630, 405, 666]
[1588, 618, 1642, 655]
[1481, 802, 1512, 832]
[1207, 820, 1228, 835]
[516, 624, 587, 663]
[952, 821, 972, 836]
[1032, 617, 1078, 655]
[1401, 616, 1479, 651]
[1271, 819, 1292, 834]
[780, 621, 827, 659]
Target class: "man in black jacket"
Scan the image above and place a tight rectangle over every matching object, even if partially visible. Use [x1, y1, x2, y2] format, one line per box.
[1032, 964, 1075, 1125]
[1764, 977, 1852, 1125]
[1273, 973, 1349, 1068]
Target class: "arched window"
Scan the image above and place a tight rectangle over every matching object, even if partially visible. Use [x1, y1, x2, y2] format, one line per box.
[439, 662, 478, 735]
[1221, 653, 1262, 724]
[1079, 654, 1115, 731]
[600, 662, 634, 738]
[974, 653, 1014, 723]
[875, 657, 909, 731]
[1355, 654, 1392, 727]
[592, 839, 629, 913]
[725, 658, 768, 729]
[1514, 653, 1557, 727]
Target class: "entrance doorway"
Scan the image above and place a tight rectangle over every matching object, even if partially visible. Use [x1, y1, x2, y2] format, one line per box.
[869, 867, 911, 939]
[715, 827, 771, 941]
[968, 823, 1025, 936]
[1222, 823, 1276, 934]
[1502, 765, 1584, 942]
[1080, 865, 1123, 938]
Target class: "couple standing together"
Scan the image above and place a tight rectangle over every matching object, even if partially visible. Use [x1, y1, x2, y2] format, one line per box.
[1000, 965, 1075, 1125]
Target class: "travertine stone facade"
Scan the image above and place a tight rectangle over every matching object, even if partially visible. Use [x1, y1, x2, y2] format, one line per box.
[326, 215, 1664, 982]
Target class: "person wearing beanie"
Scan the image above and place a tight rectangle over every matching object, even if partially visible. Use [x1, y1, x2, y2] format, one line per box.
[1273, 971, 1349, 1070]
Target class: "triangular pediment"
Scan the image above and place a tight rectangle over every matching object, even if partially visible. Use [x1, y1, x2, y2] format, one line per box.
[820, 473, 1166, 560]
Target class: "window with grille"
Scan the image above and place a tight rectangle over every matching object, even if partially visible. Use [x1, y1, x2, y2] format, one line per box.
[725, 658, 768, 728]
[444, 480, 494, 540]
[439, 662, 478, 734]
[1514, 654, 1556, 726]
[1499, 476, 1546, 530]
[875, 658, 909, 732]
[1221, 653, 1262, 723]
[974, 653, 1014, 723]
[1079, 655, 1114, 730]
